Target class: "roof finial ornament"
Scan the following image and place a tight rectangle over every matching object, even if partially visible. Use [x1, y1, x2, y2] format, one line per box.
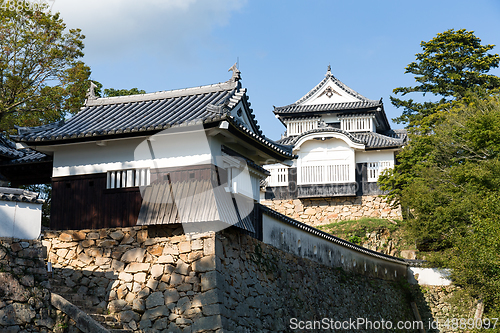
[228, 62, 241, 82]
[85, 81, 98, 102]
[326, 64, 332, 76]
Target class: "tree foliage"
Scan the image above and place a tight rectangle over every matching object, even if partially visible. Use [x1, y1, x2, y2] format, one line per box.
[0, 4, 91, 132]
[395, 95, 500, 315]
[381, 29, 500, 316]
[391, 29, 500, 131]
[103, 87, 146, 97]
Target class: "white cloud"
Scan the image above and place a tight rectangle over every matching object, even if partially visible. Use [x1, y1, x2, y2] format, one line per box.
[52, 0, 246, 61]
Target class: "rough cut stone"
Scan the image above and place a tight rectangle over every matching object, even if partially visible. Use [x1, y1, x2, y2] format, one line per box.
[164, 289, 180, 304]
[151, 264, 164, 279]
[142, 305, 169, 321]
[125, 263, 150, 273]
[202, 303, 221, 316]
[0, 304, 17, 325]
[192, 315, 222, 333]
[0, 273, 27, 302]
[132, 298, 146, 313]
[111, 259, 126, 272]
[178, 241, 191, 253]
[134, 272, 147, 284]
[176, 296, 191, 314]
[156, 255, 175, 264]
[175, 260, 190, 275]
[203, 237, 215, 256]
[147, 245, 164, 257]
[59, 232, 73, 242]
[137, 230, 148, 243]
[119, 272, 133, 283]
[191, 289, 219, 307]
[169, 273, 183, 287]
[77, 253, 93, 265]
[108, 299, 127, 313]
[201, 270, 218, 291]
[146, 291, 165, 309]
[19, 275, 34, 287]
[109, 230, 125, 241]
[191, 239, 203, 251]
[118, 310, 140, 323]
[193, 255, 215, 272]
[87, 232, 100, 240]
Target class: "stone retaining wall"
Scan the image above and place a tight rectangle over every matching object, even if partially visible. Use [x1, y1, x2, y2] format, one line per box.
[2, 224, 470, 333]
[261, 195, 402, 226]
[411, 285, 477, 333]
[216, 228, 415, 332]
[43, 225, 219, 332]
[0, 238, 54, 332]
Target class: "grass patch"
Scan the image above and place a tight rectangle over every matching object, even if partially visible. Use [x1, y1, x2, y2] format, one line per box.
[317, 218, 417, 257]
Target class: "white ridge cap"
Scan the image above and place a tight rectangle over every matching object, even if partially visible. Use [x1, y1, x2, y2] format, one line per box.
[86, 80, 239, 107]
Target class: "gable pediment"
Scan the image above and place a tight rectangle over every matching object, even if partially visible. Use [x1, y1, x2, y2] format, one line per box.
[291, 67, 380, 109]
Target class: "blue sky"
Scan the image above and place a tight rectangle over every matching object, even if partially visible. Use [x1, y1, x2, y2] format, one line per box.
[53, 0, 500, 140]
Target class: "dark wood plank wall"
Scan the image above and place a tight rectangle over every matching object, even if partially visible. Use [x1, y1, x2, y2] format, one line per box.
[50, 164, 226, 230]
[51, 174, 142, 230]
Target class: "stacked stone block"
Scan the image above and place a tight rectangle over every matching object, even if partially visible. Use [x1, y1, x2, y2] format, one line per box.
[0, 238, 55, 332]
[43, 225, 223, 333]
[261, 195, 402, 226]
[216, 229, 415, 332]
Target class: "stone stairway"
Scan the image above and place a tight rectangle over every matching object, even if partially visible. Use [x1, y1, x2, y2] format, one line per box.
[50, 277, 133, 332]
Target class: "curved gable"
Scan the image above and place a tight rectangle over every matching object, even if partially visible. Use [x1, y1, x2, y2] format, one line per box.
[293, 130, 365, 151]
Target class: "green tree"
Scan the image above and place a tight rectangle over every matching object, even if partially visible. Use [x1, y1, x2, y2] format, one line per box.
[381, 30, 500, 204]
[391, 29, 500, 131]
[0, 3, 91, 133]
[396, 95, 500, 317]
[103, 87, 146, 97]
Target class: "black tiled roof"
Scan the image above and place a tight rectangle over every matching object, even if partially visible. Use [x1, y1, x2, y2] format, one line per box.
[382, 129, 408, 142]
[13, 79, 294, 160]
[16, 80, 250, 142]
[274, 101, 382, 115]
[0, 135, 24, 159]
[276, 128, 407, 149]
[276, 128, 364, 146]
[0, 187, 44, 203]
[353, 131, 406, 149]
[274, 69, 382, 116]
[273, 69, 390, 131]
[7, 150, 50, 164]
[0, 135, 50, 165]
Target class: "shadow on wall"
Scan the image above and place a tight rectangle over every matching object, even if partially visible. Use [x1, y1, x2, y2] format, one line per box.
[43, 224, 220, 332]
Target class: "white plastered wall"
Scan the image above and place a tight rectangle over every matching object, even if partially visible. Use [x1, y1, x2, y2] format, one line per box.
[262, 212, 408, 280]
[298, 139, 355, 163]
[355, 150, 395, 164]
[0, 201, 42, 240]
[297, 138, 356, 183]
[41, 129, 265, 202]
[47, 129, 215, 178]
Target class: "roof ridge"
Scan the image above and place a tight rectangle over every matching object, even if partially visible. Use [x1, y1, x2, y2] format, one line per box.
[86, 80, 240, 107]
[360, 131, 404, 142]
[274, 100, 381, 112]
